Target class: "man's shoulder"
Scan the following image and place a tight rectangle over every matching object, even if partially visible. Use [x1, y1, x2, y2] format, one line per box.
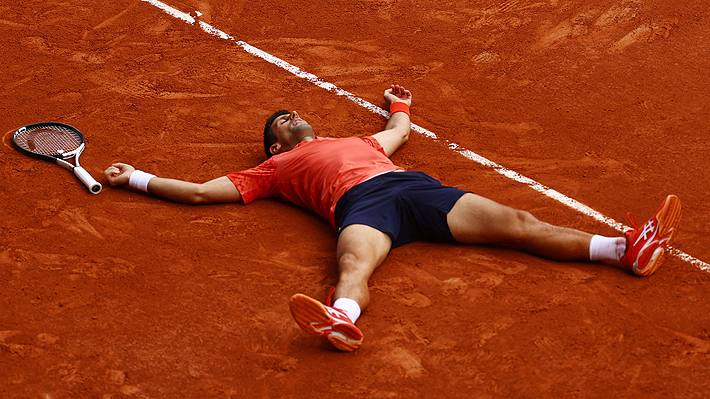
[273, 136, 380, 162]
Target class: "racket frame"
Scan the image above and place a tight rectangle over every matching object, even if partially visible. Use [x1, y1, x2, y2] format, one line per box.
[12, 122, 103, 194]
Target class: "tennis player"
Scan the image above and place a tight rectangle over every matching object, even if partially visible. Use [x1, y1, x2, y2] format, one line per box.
[105, 84, 682, 352]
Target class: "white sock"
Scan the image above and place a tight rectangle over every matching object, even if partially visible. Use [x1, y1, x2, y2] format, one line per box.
[589, 235, 627, 262]
[332, 298, 361, 323]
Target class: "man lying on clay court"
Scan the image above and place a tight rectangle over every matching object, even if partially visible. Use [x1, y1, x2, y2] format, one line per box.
[105, 84, 682, 352]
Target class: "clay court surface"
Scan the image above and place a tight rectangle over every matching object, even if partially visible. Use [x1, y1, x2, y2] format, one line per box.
[2, 0, 710, 397]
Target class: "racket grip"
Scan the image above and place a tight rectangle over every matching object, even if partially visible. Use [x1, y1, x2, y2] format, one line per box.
[74, 166, 103, 194]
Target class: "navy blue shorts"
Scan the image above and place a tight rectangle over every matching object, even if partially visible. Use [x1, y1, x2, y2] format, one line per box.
[334, 171, 467, 248]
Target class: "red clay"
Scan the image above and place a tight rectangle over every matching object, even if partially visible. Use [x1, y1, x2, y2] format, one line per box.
[2, 0, 709, 397]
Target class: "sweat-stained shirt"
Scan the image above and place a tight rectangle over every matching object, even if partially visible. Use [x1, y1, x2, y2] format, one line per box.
[226, 136, 404, 228]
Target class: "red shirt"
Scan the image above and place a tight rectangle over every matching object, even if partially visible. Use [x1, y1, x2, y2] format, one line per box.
[227, 136, 403, 228]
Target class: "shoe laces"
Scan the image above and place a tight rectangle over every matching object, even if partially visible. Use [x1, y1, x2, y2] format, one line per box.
[626, 212, 638, 229]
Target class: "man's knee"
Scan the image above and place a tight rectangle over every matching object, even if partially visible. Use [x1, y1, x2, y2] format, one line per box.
[336, 252, 376, 287]
[336, 224, 391, 275]
[338, 251, 361, 273]
[509, 209, 542, 242]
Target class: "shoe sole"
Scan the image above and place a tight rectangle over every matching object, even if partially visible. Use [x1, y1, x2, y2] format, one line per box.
[289, 294, 332, 337]
[656, 194, 682, 245]
[326, 331, 362, 352]
[636, 195, 682, 276]
[289, 294, 363, 352]
[637, 246, 665, 277]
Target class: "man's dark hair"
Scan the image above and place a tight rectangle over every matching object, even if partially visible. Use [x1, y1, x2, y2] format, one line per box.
[263, 110, 290, 158]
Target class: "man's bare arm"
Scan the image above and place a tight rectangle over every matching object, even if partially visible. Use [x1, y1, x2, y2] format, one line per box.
[105, 163, 242, 204]
[372, 84, 412, 157]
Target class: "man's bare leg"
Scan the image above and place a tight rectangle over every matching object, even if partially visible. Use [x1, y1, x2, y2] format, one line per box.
[288, 224, 391, 351]
[333, 224, 392, 311]
[447, 193, 593, 260]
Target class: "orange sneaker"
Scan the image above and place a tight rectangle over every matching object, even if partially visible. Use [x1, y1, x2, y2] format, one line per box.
[620, 195, 682, 276]
[289, 293, 363, 352]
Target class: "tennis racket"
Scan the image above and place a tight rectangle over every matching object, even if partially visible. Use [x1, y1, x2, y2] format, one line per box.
[12, 122, 102, 194]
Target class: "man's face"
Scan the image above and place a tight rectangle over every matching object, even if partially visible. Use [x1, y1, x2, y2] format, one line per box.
[269, 111, 314, 155]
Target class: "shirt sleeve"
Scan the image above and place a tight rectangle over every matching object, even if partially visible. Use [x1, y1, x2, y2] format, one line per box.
[226, 160, 279, 204]
[360, 136, 388, 157]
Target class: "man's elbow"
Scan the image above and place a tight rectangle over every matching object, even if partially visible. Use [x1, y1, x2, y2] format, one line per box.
[188, 184, 213, 205]
[401, 130, 410, 145]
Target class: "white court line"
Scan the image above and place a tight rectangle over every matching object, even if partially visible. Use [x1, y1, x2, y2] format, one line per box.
[139, 0, 710, 273]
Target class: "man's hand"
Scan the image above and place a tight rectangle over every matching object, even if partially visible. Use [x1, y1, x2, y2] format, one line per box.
[384, 84, 412, 107]
[105, 162, 135, 186]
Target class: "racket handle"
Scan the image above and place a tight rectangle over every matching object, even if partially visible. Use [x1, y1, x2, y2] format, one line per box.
[74, 166, 103, 194]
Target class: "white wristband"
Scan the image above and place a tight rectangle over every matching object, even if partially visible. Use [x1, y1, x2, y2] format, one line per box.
[128, 170, 156, 192]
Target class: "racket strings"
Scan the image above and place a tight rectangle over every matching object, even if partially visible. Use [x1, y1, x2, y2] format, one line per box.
[16, 126, 82, 156]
